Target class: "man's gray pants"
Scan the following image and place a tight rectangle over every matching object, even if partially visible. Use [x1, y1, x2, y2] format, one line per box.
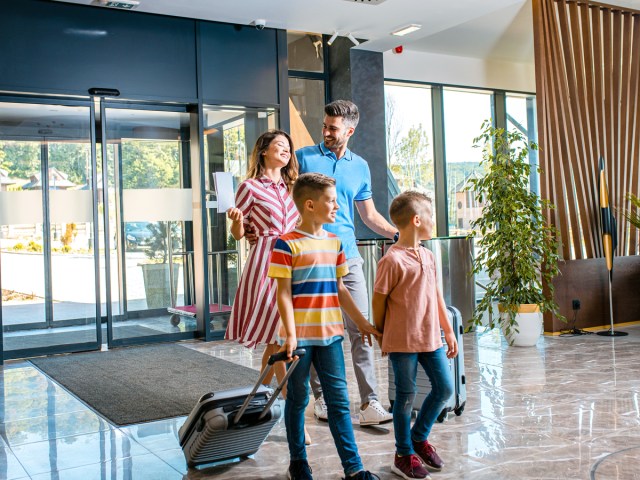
[310, 256, 379, 405]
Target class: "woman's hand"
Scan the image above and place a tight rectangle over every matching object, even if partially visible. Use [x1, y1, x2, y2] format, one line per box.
[227, 207, 243, 223]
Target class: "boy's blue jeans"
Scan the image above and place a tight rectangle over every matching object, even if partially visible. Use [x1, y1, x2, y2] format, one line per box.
[285, 338, 364, 476]
[389, 348, 454, 456]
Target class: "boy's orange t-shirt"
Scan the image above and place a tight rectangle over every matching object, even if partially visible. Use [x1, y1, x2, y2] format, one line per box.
[373, 244, 444, 353]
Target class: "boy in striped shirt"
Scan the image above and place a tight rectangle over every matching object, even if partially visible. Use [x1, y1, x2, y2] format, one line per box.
[268, 173, 381, 480]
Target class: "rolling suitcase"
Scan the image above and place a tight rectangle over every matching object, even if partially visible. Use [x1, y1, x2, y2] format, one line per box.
[388, 305, 466, 422]
[179, 349, 305, 468]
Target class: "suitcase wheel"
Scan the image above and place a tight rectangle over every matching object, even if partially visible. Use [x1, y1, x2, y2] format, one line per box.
[455, 402, 466, 416]
[436, 410, 447, 423]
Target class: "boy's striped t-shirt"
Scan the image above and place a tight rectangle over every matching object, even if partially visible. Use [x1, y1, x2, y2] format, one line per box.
[268, 229, 349, 346]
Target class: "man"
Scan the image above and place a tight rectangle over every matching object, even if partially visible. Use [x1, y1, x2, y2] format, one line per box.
[297, 100, 397, 426]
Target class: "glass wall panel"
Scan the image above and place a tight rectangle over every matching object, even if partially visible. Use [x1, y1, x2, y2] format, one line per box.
[103, 107, 193, 340]
[202, 107, 277, 335]
[384, 83, 436, 235]
[287, 32, 324, 73]
[506, 94, 538, 194]
[48, 141, 96, 324]
[0, 101, 99, 353]
[289, 77, 325, 147]
[443, 88, 493, 236]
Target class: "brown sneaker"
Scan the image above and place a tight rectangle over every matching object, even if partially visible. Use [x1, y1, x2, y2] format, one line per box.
[412, 441, 443, 472]
[391, 453, 430, 480]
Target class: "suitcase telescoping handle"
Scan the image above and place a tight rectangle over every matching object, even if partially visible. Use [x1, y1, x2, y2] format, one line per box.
[234, 348, 306, 423]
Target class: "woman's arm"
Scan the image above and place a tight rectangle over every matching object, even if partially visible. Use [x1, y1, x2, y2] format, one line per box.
[227, 207, 245, 241]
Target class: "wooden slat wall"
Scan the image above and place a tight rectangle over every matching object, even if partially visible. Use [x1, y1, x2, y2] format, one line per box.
[533, 0, 640, 259]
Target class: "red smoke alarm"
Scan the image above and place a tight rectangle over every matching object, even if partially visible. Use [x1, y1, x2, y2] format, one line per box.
[393, 45, 403, 54]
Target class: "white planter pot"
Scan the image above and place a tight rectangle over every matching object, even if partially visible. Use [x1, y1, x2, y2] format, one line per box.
[500, 304, 542, 347]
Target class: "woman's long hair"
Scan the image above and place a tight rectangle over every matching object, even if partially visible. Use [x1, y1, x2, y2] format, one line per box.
[245, 129, 298, 192]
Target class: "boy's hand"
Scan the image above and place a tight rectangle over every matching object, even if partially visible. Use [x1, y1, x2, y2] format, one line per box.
[357, 321, 382, 347]
[226, 207, 243, 223]
[444, 331, 458, 358]
[278, 336, 298, 362]
[375, 335, 387, 357]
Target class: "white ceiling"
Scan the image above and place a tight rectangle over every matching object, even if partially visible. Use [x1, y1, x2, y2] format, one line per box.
[54, 0, 640, 64]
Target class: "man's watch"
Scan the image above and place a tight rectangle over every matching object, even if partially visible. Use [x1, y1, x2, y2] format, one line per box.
[393, 232, 399, 243]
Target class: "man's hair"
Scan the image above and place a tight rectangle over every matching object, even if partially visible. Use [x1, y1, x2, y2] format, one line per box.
[389, 191, 433, 228]
[325, 100, 359, 128]
[292, 173, 336, 212]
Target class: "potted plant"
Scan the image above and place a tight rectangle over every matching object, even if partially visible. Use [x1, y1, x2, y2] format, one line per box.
[139, 221, 181, 310]
[466, 120, 564, 346]
[621, 193, 640, 229]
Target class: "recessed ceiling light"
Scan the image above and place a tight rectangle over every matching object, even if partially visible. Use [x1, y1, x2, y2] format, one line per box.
[391, 24, 421, 36]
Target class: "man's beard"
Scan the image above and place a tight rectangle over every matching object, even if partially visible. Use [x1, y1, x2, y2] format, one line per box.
[324, 136, 345, 150]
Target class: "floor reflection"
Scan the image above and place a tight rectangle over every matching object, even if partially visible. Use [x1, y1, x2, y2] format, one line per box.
[0, 326, 639, 479]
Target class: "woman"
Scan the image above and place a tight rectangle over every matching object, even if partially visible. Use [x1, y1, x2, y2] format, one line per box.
[225, 130, 305, 436]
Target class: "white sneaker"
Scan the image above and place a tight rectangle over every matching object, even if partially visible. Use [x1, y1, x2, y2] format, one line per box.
[359, 399, 393, 426]
[313, 396, 328, 421]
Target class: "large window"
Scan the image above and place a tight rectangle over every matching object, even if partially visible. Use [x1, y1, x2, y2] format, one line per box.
[289, 77, 325, 147]
[384, 83, 436, 235]
[443, 88, 493, 237]
[287, 31, 327, 149]
[507, 94, 538, 195]
[383, 82, 537, 242]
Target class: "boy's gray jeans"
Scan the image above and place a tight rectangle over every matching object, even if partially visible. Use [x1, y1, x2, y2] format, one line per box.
[310, 256, 379, 406]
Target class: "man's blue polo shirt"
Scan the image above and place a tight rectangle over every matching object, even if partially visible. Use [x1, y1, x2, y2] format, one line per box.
[297, 143, 372, 260]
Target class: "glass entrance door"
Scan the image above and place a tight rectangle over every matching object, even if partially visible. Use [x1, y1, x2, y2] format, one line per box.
[201, 106, 277, 338]
[101, 104, 196, 344]
[0, 100, 101, 359]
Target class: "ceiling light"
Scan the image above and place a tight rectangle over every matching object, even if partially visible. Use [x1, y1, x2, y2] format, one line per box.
[391, 24, 421, 36]
[327, 31, 339, 46]
[346, 33, 359, 46]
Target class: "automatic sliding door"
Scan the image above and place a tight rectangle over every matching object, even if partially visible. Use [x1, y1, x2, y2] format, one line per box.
[102, 106, 196, 344]
[202, 107, 277, 337]
[0, 101, 100, 358]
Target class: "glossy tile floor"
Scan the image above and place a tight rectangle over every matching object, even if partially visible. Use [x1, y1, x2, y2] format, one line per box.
[1, 326, 639, 479]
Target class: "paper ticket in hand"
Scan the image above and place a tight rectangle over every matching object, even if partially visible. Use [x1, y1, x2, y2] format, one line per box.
[213, 172, 235, 212]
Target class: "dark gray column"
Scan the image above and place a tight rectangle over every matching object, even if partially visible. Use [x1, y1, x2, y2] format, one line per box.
[329, 41, 390, 239]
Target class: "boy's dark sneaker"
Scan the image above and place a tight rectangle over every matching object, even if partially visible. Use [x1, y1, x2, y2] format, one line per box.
[288, 459, 313, 480]
[391, 453, 430, 479]
[343, 470, 380, 480]
[412, 440, 444, 472]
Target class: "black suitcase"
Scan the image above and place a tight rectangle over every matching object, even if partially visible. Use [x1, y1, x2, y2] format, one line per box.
[179, 349, 305, 468]
[388, 305, 466, 422]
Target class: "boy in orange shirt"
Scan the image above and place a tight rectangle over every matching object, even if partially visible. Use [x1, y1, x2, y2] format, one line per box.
[372, 191, 458, 480]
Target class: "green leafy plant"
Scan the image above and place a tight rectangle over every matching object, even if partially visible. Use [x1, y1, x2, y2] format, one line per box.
[621, 193, 640, 229]
[466, 120, 564, 337]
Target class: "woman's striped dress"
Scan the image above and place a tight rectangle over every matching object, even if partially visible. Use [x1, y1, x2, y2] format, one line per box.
[225, 176, 299, 348]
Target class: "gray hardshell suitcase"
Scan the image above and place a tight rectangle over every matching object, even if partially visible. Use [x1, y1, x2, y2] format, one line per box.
[388, 305, 466, 422]
[179, 349, 305, 468]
